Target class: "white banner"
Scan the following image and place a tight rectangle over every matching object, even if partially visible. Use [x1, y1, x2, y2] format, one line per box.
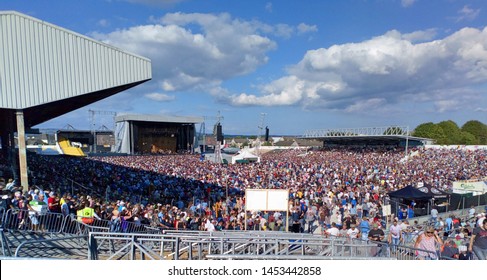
[245, 189, 289, 211]
[452, 180, 487, 194]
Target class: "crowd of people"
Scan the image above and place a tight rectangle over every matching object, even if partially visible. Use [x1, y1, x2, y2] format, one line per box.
[0, 145, 486, 259]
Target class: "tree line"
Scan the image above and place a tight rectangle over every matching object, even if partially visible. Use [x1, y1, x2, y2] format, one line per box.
[412, 120, 487, 145]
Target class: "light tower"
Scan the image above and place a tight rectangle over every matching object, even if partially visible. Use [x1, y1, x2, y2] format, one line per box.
[199, 111, 224, 163]
[214, 111, 224, 164]
[256, 113, 267, 157]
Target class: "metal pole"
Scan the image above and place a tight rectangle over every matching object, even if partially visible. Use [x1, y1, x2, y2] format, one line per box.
[15, 111, 29, 191]
[244, 210, 247, 231]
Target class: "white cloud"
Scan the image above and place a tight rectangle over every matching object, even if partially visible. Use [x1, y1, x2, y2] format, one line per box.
[297, 23, 318, 34]
[401, 28, 437, 43]
[227, 27, 487, 114]
[456, 5, 481, 22]
[92, 13, 279, 92]
[274, 24, 294, 39]
[145, 92, 175, 102]
[401, 0, 416, 8]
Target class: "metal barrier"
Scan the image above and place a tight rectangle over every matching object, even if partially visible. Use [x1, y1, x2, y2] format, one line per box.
[61, 215, 163, 235]
[3, 209, 65, 234]
[0, 208, 5, 229]
[87, 231, 405, 260]
[0, 208, 464, 260]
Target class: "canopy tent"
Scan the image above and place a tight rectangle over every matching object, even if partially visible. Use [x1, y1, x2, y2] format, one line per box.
[417, 184, 451, 199]
[388, 185, 434, 218]
[231, 149, 260, 164]
[388, 185, 434, 200]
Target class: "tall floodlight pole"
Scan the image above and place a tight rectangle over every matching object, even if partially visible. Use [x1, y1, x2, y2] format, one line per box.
[257, 113, 267, 157]
[214, 111, 224, 164]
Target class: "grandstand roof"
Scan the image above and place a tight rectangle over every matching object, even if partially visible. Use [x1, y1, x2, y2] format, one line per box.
[300, 126, 432, 145]
[0, 11, 152, 128]
[115, 114, 204, 124]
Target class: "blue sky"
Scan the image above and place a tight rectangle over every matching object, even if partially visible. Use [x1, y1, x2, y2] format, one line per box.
[2, 0, 487, 135]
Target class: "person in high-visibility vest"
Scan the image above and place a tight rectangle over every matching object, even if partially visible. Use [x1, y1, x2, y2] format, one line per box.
[77, 201, 99, 224]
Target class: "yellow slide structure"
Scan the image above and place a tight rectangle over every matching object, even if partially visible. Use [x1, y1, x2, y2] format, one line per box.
[58, 138, 86, 157]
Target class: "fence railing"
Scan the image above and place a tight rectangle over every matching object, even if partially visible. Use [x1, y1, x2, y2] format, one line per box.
[86, 231, 446, 260]
[0, 209, 478, 260]
[0, 209, 165, 236]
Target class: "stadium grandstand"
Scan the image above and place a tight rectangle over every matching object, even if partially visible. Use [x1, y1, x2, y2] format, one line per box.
[302, 126, 433, 148]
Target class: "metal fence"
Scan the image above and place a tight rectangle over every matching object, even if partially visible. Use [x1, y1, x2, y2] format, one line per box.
[87, 231, 427, 260]
[0, 209, 165, 236]
[0, 209, 477, 260]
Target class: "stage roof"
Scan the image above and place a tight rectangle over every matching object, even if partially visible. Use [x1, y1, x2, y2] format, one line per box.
[115, 114, 204, 124]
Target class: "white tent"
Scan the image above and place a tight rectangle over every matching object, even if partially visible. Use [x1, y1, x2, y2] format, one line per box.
[231, 149, 260, 164]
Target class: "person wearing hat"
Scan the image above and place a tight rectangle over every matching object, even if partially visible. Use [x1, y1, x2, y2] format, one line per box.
[368, 223, 384, 241]
[48, 192, 60, 213]
[368, 223, 386, 257]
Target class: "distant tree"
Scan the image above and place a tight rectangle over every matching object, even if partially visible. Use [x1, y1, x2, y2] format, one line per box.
[413, 120, 486, 145]
[412, 122, 446, 143]
[458, 131, 477, 145]
[437, 120, 461, 144]
[461, 120, 487, 145]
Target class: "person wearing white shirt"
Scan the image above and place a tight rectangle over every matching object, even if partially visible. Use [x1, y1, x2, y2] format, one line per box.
[388, 219, 402, 252]
[430, 207, 438, 222]
[347, 224, 360, 239]
[325, 222, 340, 238]
[204, 218, 215, 232]
[468, 205, 476, 219]
[477, 213, 485, 227]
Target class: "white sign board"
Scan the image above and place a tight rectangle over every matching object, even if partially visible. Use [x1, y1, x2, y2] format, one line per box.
[245, 189, 289, 211]
[452, 180, 487, 194]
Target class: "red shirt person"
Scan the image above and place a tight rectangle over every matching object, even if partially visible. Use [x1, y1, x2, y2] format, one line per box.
[48, 192, 61, 213]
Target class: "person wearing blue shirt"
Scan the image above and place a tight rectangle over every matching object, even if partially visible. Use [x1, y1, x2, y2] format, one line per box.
[407, 206, 414, 219]
[360, 217, 370, 241]
[445, 215, 453, 235]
